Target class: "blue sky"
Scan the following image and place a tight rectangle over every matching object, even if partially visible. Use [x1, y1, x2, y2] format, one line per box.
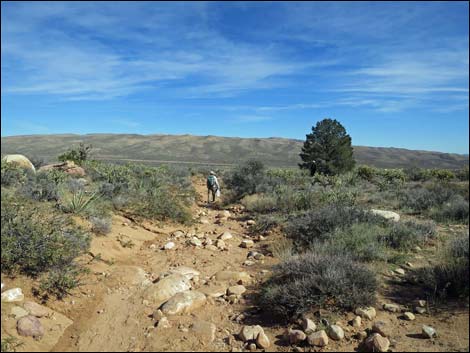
[1, 1, 469, 154]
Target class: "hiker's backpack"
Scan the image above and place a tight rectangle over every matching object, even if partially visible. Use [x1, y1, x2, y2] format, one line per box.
[207, 175, 217, 189]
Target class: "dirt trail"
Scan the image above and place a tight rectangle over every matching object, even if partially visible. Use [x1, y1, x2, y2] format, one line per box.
[2, 177, 468, 352]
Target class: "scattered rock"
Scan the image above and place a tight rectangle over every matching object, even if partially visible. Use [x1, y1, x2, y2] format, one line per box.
[355, 307, 376, 320]
[191, 320, 216, 344]
[11, 306, 29, 319]
[356, 331, 368, 340]
[406, 262, 414, 268]
[214, 271, 251, 284]
[200, 218, 210, 224]
[219, 232, 233, 240]
[327, 325, 344, 340]
[415, 307, 426, 314]
[206, 245, 218, 251]
[216, 239, 226, 250]
[239, 325, 264, 342]
[247, 220, 256, 226]
[370, 209, 400, 222]
[23, 301, 50, 318]
[301, 318, 316, 334]
[287, 329, 307, 344]
[240, 240, 254, 248]
[364, 333, 390, 352]
[307, 330, 329, 347]
[156, 317, 171, 329]
[394, 268, 405, 275]
[417, 300, 427, 307]
[17, 315, 44, 339]
[143, 273, 191, 307]
[372, 321, 392, 337]
[173, 230, 185, 238]
[1, 288, 24, 302]
[39, 160, 84, 176]
[227, 285, 246, 296]
[256, 331, 270, 349]
[164, 242, 175, 250]
[403, 312, 416, 321]
[351, 316, 362, 328]
[243, 260, 256, 266]
[248, 343, 257, 351]
[254, 253, 264, 260]
[383, 303, 400, 313]
[189, 238, 203, 247]
[422, 325, 437, 339]
[152, 309, 164, 320]
[167, 266, 201, 281]
[161, 290, 206, 315]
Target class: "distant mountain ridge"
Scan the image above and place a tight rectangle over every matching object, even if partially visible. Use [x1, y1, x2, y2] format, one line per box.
[1, 133, 468, 169]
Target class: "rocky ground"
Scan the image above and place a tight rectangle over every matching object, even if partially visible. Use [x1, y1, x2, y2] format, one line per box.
[1, 177, 469, 352]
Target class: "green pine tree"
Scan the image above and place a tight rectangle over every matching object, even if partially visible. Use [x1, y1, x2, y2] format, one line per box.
[299, 118, 355, 175]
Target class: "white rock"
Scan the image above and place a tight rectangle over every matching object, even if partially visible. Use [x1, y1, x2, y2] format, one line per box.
[394, 268, 405, 275]
[287, 329, 307, 344]
[143, 273, 191, 307]
[307, 330, 329, 347]
[403, 312, 415, 321]
[219, 232, 233, 240]
[383, 303, 400, 313]
[256, 331, 270, 349]
[161, 290, 206, 315]
[239, 325, 264, 342]
[227, 285, 246, 296]
[355, 307, 376, 320]
[364, 333, 390, 352]
[240, 240, 254, 248]
[1, 288, 24, 303]
[164, 242, 175, 250]
[301, 318, 316, 334]
[422, 325, 437, 339]
[370, 209, 400, 222]
[327, 325, 344, 340]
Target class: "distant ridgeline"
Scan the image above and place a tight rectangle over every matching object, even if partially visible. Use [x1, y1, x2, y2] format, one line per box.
[1, 134, 468, 169]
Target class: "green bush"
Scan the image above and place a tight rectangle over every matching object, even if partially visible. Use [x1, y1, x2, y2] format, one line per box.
[1, 194, 90, 277]
[58, 143, 92, 165]
[357, 165, 377, 181]
[455, 166, 469, 181]
[430, 168, 456, 181]
[285, 205, 386, 247]
[259, 251, 377, 319]
[1, 160, 28, 187]
[19, 170, 67, 202]
[224, 160, 266, 201]
[430, 195, 469, 223]
[89, 216, 112, 235]
[411, 233, 469, 299]
[38, 265, 86, 300]
[384, 220, 437, 250]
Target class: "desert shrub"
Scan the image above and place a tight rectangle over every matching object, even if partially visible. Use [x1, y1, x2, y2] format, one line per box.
[241, 194, 277, 213]
[357, 165, 377, 181]
[38, 265, 86, 299]
[319, 223, 389, 262]
[224, 160, 266, 200]
[58, 180, 102, 214]
[455, 166, 469, 181]
[28, 155, 47, 169]
[430, 168, 456, 181]
[285, 205, 386, 247]
[259, 251, 377, 319]
[89, 216, 112, 235]
[383, 220, 437, 250]
[411, 233, 469, 299]
[1, 336, 23, 352]
[430, 195, 469, 223]
[1, 160, 28, 187]
[1, 194, 90, 277]
[399, 186, 436, 212]
[19, 170, 65, 202]
[269, 237, 295, 262]
[251, 214, 285, 234]
[58, 143, 92, 165]
[404, 167, 432, 182]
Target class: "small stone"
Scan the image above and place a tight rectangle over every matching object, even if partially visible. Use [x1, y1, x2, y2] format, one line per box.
[23, 301, 50, 318]
[157, 317, 171, 329]
[216, 239, 226, 250]
[191, 320, 216, 344]
[173, 230, 185, 238]
[189, 238, 203, 247]
[254, 253, 264, 260]
[219, 232, 233, 240]
[164, 242, 175, 250]
[372, 321, 392, 337]
[11, 306, 29, 319]
[307, 330, 329, 347]
[403, 312, 415, 321]
[287, 329, 307, 344]
[383, 303, 400, 313]
[17, 315, 44, 339]
[417, 300, 427, 307]
[351, 316, 362, 328]
[355, 307, 376, 320]
[394, 268, 405, 275]
[406, 262, 414, 268]
[227, 285, 246, 296]
[153, 309, 164, 320]
[364, 333, 390, 352]
[206, 245, 218, 251]
[415, 307, 426, 314]
[239, 325, 264, 342]
[327, 325, 344, 340]
[414, 246, 422, 251]
[1, 288, 24, 302]
[301, 318, 316, 334]
[247, 220, 256, 226]
[422, 325, 437, 339]
[256, 331, 270, 349]
[240, 240, 254, 248]
[248, 343, 257, 351]
[356, 331, 368, 340]
[243, 260, 255, 266]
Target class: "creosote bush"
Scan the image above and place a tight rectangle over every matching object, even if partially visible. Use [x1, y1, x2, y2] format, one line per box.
[259, 251, 377, 320]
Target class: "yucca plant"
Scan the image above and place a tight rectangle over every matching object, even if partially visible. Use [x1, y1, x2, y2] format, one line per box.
[58, 185, 101, 214]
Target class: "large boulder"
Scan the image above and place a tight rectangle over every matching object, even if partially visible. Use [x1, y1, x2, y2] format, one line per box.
[142, 273, 191, 307]
[2, 154, 35, 172]
[161, 290, 206, 315]
[371, 209, 400, 222]
[38, 160, 85, 177]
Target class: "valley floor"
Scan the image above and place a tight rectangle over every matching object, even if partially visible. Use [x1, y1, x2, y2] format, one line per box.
[1, 178, 469, 352]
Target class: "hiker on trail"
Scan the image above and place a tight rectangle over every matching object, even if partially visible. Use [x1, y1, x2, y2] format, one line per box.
[207, 171, 220, 203]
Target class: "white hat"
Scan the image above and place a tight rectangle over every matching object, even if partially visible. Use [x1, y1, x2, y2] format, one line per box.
[210, 171, 215, 175]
